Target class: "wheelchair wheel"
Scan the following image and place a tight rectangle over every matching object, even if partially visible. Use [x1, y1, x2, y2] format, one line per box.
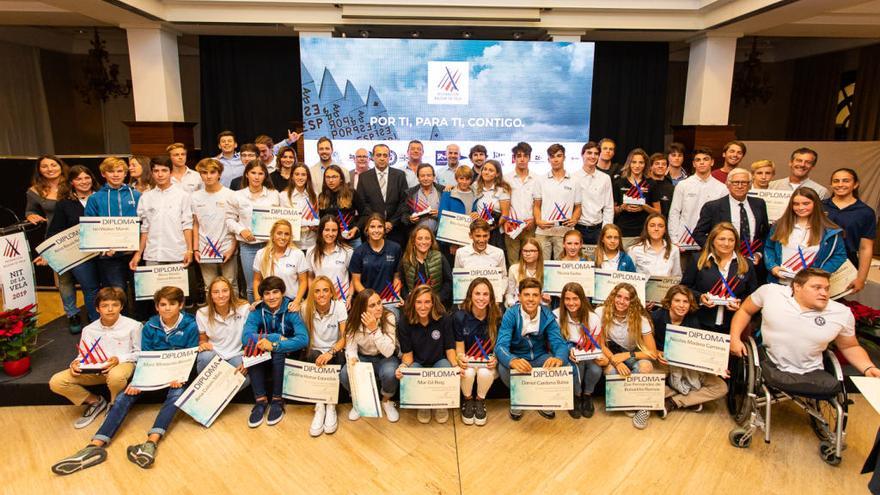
[728, 352, 756, 425]
[808, 397, 847, 444]
[819, 441, 842, 466]
[729, 427, 752, 448]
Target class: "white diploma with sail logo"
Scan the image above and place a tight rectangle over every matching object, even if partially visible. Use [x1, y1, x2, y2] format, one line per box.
[251, 207, 302, 241]
[593, 270, 648, 303]
[604, 373, 666, 411]
[453, 267, 506, 303]
[130, 348, 198, 391]
[175, 356, 245, 427]
[399, 367, 460, 409]
[663, 324, 730, 376]
[134, 263, 189, 301]
[509, 367, 574, 410]
[543, 261, 595, 296]
[79, 216, 140, 252]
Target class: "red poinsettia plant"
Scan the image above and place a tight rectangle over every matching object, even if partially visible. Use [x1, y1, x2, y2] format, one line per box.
[0, 304, 38, 361]
[841, 300, 880, 328]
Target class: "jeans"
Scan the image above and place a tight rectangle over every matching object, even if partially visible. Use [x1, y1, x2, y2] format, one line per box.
[57, 271, 79, 319]
[340, 353, 400, 398]
[93, 386, 184, 443]
[196, 350, 250, 390]
[249, 351, 286, 400]
[239, 242, 262, 303]
[97, 254, 131, 292]
[572, 360, 603, 395]
[69, 259, 100, 322]
[575, 223, 601, 245]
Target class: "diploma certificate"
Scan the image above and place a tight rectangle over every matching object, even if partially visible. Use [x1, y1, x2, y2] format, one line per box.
[543, 261, 595, 296]
[399, 367, 460, 409]
[663, 325, 730, 376]
[452, 267, 506, 303]
[604, 373, 666, 411]
[79, 217, 140, 252]
[282, 359, 341, 404]
[436, 211, 473, 247]
[36, 225, 98, 275]
[509, 367, 574, 410]
[593, 270, 648, 303]
[251, 207, 302, 241]
[134, 264, 189, 301]
[175, 356, 245, 427]
[130, 348, 198, 391]
[348, 361, 383, 418]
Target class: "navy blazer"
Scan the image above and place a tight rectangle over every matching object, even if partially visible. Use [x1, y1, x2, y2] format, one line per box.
[693, 195, 769, 249]
[681, 255, 758, 332]
[355, 166, 409, 232]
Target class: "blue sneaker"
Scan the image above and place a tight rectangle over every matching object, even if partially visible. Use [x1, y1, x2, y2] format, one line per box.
[267, 399, 285, 426]
[248, 401, 267, 428]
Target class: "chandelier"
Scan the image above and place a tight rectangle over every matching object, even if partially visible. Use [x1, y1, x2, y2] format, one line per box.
[76, 28, 132, 104]
[732, 37, 773, 107]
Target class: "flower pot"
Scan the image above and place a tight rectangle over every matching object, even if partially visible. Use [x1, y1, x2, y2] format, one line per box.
[3, 355, 30, 377]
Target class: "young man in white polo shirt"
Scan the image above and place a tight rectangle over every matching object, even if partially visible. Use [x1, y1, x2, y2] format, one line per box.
[573, 141, 613, 245]
[166, 142, 203, 193]
[129, 157, 193, 271]
[504, 142, 537, 264]
[533, 143, 581, 260]
[668, 146, 727, 252]
[454, 219, 506, 270]
[192, 158, 238, 294]
[730, 269, 880, 390]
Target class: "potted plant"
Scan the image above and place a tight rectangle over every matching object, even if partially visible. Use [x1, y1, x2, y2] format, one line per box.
[0, 304, 38, 376]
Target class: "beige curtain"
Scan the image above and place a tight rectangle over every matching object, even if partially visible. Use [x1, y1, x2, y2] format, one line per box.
[0, 41, 54, 155]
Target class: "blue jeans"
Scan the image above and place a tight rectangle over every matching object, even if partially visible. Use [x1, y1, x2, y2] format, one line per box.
[69, 259, 100, 322]
[93, 386, 184, 443]
[57, 271, 79, 319]
[239, 242, 261, 303]
[197, 350, 250, 390]
[248, 351, 286, 400]
[340, 353, 400, 398]
[97, 254, 131, 292]
[572, 360, 603, 395]
[498, 353, 575, 388]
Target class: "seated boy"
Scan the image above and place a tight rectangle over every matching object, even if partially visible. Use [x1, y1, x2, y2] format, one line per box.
[49, 287, 142, 429]
[242, 276, 309, 428]
[453, 218, 506, 270]
[51, 286, 198, 475]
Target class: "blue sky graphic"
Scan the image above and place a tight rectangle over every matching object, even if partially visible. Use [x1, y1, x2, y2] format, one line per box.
[300, 38, 594, 141]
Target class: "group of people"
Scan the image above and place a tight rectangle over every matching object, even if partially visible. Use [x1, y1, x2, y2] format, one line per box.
[22, 132, 879, 475]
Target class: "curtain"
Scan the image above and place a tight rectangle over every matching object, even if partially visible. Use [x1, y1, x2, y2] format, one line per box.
[786, 51, 843, 141]
[590, 42, 669, 155]
[199, 36, 302, 153]
[0, 41, 54, 155]
[848, 43, 880, 141]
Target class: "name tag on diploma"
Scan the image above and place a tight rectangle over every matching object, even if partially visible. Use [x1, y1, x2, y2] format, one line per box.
[175, 356, 245, 427]
[593, 270, 648, 303]
[282, 359, 341, 404]
[509, 367, 574, 410]
[706, 295, 736, 306]
[251, 207, 302, 241]
[572, 348, 603, 362]
[399, 367, 460, 409]
[436, 211, 473, 247]
[133, 264, 189, 301]
[130, 348, 198, 391]
[662, 325, 730, 376]
[78, 216, 140, 252]
[604, 373, 666, 411]
[622, 195, 646, 206]
[452, 267, 506, 304]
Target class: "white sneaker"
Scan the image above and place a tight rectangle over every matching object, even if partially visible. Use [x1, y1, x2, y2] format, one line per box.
[324, 404, 338, 434]
[417, 409, 431, 424]
[434, 408, 449, 424]
[309, 403, 326, 437]
[382, 400, 399, 422]
[348, 405, 361, 421]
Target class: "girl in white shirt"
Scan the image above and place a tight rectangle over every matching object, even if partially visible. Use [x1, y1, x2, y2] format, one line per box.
[628, 213, 682, 280]
[279, 163, 319, 251]
[195, 277, 250, 389]
[253, 220, 308, 312]
[554, 282, 603, 419]
[307, 215, 354, 307]
[472, 160, 512, 250]
[505, 237, 548, 307]
[226, 160, 279, 302]
[300, 275, 348, 437]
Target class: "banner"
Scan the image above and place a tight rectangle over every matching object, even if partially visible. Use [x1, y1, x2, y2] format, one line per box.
[282, 359, 341, 404]
[35, 225, 98, 275]
[452, 267, 506, 303]
[0, 232, 36, 311]
[662, 325, 730, 376]
[645, 276, 682, 304]
[436, 211, 472, 247]
[130, 348, 198, 391]
[509, 367, 574, 410]
[593, 270, 648, 303]
[604, 374, 666, 411]
[543, 261, 595, 296]
[78, 217, 139, 252]
[251, 207, 302, 241]
[175, 356, 245, 427]
[399, 367, 460, 409]
[134, 264, 189, 301]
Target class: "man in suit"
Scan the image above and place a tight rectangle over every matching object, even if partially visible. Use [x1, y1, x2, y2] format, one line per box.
[693, 168, 770, 265]
[356, 143, 409, 245]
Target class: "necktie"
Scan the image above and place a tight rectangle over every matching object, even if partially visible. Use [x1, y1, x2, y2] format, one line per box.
[378, 171, 387, 200]
[739, 202, 751, 244]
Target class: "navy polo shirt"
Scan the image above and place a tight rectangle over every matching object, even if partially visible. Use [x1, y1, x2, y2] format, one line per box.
[398, 315, 454, 365]
[823, 198, 877, 266]
[350, 240, 402, 293]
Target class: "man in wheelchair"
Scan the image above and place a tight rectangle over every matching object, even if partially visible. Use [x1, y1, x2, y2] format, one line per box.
[727, 268, 880, 464]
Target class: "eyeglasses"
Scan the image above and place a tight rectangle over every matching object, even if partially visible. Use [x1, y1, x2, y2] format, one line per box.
[729, 181, 750, 186]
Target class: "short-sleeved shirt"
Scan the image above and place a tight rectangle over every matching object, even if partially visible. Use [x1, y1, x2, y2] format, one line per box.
[473, 184, 510, 217]
[350, 240, 402, 293]
[398, 316, 454, 365]
[310, 300, 348, 353]
[191, 187, 236, 255]
[253, 247, 308, 298]
[823, 198, 877, 267]
[612, 176, 659, 237]
[750, 283, 855, 374]
[306, 244, 353, 287]
[533, 171, 581, 236]
[595, 306, 652, 351]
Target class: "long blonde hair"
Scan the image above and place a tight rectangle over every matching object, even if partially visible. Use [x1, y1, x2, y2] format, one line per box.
[697, 222, 749, 276]
[600, 283, 652, 352]
[516, 237, 544, 283]
[201, 276, 247, 329]
[558, 282, 595, 341]
[595, 224, 623, 266]
[259, 220, 293, 276]
[301, 276, 341, 352]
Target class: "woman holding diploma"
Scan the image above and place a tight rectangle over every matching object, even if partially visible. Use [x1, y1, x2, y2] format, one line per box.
[279, 162, 318, 251]
[454, 278, 501, 426]
[628, 213, 682, 278]
[651, 285, 728, 416]
[340, 289, 401, 422]
[594, 224, 637, 272]
[307, 215, 354, 304]
[764, 187, 846, 285]
[301, 275, 347, 437]
[594, 283, 659, 429]
[822, 168, 875, 294]
[226, 160, 279, 302]
[683, 223, 758, 332]
[399, 226, 452, 305]
[195, 277, 250, 386]
[505, 237, 547, 308]
[41, 165, 101, 323]
[554, 283, 602, 419]
[253, 220, 308, 312]
[318, 164, 360, 248]
[395, 285, 457, 424]
[612, 149, 660, 238]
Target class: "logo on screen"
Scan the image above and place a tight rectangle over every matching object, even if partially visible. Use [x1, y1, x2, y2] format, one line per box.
[435, 151, 448, 167]
[427, 61, 469, 105]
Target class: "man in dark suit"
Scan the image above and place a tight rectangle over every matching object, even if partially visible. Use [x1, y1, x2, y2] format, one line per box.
[356, 143, 409, 245]
[693, 168, 770, 266]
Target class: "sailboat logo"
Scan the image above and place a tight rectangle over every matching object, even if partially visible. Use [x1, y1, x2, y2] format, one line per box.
[428, 61, 469, 105]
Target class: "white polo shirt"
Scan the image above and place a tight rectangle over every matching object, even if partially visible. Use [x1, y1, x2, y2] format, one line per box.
[573, 167, 614, 227]
[508, 171, 536, 222]
[195, 303, 249, 360]
[750, 283, 855, 374]
[306, 244, 353, 287]
[279, 188, 318, 250]
[191, 187, 236, 256]
[668, 174, 727, 246]
[253, 247, 308, 299]
[627, 242, 682, 277]
[138, 184, 193, 262]
[226, 187, 280, 244]
[533, 170, 581, 237]
[310, 300, 348, 353]
[453, 244, 506, 269]
[552, 308, 601, 345]
[171, 167, 204, 194]
[595, 306, 651, 351]
[78, 315, 142, 363]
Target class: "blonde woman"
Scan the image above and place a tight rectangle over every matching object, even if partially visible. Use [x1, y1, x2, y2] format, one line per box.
[253, 220, 308, 312]
[300, 275, 347, 437]
[195, 277, 250, 389]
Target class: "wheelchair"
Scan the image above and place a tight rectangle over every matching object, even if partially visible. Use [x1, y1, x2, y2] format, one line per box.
[727, 337, 848, 466]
